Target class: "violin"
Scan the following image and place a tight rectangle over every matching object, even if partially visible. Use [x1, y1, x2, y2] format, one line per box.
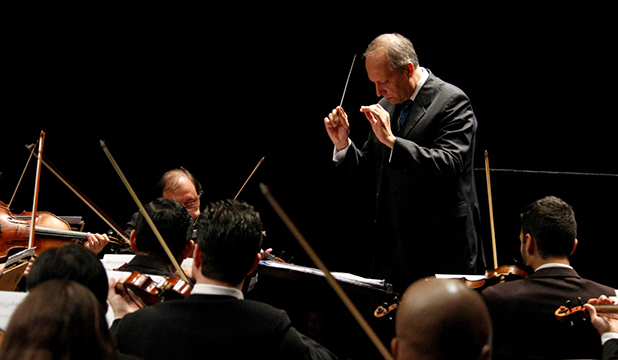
[115, 271, 193, 309]
[0, 200, 128, 259]
[555, 298, 618, 324]
[462, 265, 530, 290]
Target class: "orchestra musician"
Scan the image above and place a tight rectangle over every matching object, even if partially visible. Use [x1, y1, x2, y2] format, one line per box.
[109, 199, 338, 360]
[0, 280, 121, 360]
[481, 196, 618, 360]
[116, 198, 194, 277]
[126, 167, 202, 233]
[392, 278, 492, 360]
[26, 244, 110, 308]
[324, 33, 483, 297]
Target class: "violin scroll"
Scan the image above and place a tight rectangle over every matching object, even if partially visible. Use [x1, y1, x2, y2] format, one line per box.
[374, 296, 400, 320]
[555, 297, 618, 326]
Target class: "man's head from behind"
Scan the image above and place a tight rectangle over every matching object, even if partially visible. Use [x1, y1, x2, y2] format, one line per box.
[132, 198, 194, 264]
[392, 278, 492, 360]
[194, 199, 263, 287]
[520, 196, 577, 261]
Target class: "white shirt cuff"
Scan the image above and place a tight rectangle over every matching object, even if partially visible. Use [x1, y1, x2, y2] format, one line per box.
[602, 332, 618, 345]
[332, 140, 351, 163]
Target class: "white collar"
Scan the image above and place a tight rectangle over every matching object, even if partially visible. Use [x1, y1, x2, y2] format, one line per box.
[410, 67, 429, 101]
[190, 283, 244, 299]
[535, 263, 573, 272]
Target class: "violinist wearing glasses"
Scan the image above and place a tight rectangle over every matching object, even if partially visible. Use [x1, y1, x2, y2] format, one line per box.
[126, 167, 203, 233]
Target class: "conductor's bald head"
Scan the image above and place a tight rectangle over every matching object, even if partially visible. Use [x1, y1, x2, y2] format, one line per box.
[392, 278, 492, 360]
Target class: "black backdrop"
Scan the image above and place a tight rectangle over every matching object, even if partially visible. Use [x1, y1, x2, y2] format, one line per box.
[3, 4, 616, 293]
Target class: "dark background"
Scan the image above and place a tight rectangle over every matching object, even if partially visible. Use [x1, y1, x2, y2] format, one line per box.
[3, 4, 616, 297]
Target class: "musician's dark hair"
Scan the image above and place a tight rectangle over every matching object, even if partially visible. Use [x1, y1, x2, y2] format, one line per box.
[195, 199, 263, 286]
[134, 198, 193, 264]
[520, 196, 577, 258]
[156, 167, 203, 198]
[26, 244, 109, 307]
[0, 280, 118, 360]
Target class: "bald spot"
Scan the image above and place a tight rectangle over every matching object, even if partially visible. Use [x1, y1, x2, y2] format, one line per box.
[394, 278, 492, 360]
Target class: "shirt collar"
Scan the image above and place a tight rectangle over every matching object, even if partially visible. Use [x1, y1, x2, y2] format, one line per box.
[190, 283, 244, 299]
[410, 67, 428, 102]
[535, 263, 574, 272]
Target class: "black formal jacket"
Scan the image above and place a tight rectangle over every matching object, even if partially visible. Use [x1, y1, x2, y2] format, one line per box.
[481, 266, 617, 360]
[339, 69, 482, 293]
[605, 338, 618, 360]
[111, 294, 338, 360]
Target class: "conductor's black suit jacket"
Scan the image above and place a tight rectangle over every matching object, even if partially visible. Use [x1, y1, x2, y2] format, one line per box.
[111, 294, 338, 360]
[339, 69, 482, 293]
[482, 266, 617, 360]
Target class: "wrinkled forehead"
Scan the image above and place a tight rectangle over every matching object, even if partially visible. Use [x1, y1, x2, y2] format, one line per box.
[365, 51, 397, 82]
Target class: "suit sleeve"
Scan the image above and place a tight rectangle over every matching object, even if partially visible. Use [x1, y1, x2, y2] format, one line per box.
[604, 338, 618, 360]
[273, 309, 338, 360]
[390, 91, 476, 184]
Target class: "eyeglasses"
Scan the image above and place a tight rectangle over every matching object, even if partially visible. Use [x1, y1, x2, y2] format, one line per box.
[184, 199, 200, 211]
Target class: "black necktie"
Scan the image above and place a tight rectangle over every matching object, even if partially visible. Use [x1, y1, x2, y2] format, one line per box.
[398, 100, 413, 127]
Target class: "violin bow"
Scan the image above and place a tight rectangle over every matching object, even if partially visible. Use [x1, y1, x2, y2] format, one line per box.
[234, 156, 265, 200]
[100, 141, 190, 283]
[260, 183, 394, 360]
[24, 145, 129, 243]
[8, 140, 38, 211]
[28, 131, 46, 249]
[485, 150, 499, 269]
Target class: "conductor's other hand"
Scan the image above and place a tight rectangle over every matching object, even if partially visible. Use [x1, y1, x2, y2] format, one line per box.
[324, 106, 351, 151]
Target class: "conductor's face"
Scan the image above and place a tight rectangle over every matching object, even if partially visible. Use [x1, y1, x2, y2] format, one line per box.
[366, 50, 414, 105]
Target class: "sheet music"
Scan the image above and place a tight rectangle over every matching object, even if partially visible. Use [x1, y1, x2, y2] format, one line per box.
[0, 248, 35, 276]
[259, 260, 387, 288]
[101, 254, 193, 272]
[434, 274, 485, 281]
[0, 291, 27, 330]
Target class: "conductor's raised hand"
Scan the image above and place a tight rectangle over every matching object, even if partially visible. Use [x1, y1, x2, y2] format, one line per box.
[324, 106, 351, 151]
[360, 104, 396, 149]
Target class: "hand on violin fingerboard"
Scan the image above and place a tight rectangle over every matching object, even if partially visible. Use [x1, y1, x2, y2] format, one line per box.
[107, 278, 139, 320]
[585, 295, 618, 335]
[84, 233, 110, 255]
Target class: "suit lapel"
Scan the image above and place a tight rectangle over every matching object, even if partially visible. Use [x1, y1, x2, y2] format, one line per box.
[398, 72, 434, 137]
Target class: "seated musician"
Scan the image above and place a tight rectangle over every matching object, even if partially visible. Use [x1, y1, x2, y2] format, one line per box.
[118, 197, 194, 277]
[392, 277, 492, 360]
[586, 295, 618, 360]
[481, 196, 618, 360]
[0, 280, 121, 360]
[109, 199, 338, 360]
[126, 167, 202, 233]
[26, 244, 109, 308]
